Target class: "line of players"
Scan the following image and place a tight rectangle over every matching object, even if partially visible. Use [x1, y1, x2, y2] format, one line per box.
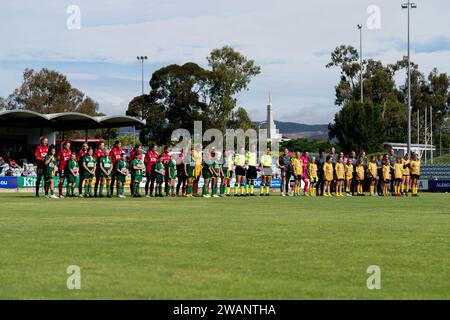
[34, 137, 421, 198]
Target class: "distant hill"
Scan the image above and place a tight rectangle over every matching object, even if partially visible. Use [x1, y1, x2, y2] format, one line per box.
[119, 121, 330, 141]
[256, 121, 329, 140]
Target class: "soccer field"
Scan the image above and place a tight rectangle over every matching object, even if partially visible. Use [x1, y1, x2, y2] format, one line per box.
[0, 193, 449, 300]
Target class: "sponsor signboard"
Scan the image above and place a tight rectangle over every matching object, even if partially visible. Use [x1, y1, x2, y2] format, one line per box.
[429, 180, 450, 192]
[0, 177, 18, 189]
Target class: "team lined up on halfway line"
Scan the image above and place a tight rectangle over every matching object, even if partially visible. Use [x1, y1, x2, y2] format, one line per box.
[34, 136, 422, 199]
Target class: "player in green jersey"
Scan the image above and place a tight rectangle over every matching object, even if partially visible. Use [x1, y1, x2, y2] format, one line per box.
[82, 148, 97, 197]
[219, 151, 234, 197]
[201, 153, 212, 198]
[115, 153, 129, 198]
[98, 148, 113, 198]
[185, 149, 196, 198]
[209, 151, 220, 198]
[66, 153, 80, 197]
[154, 156, 165, 197]
[167, 155, 177, 197]
[43, 146, 58, 199]
[131, 153, 145, 197]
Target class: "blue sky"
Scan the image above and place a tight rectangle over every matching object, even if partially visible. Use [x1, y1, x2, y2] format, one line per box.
[1, 0, 449, 124]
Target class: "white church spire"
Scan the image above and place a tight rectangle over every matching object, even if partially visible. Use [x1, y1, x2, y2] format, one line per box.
[265, 91, 282, 142]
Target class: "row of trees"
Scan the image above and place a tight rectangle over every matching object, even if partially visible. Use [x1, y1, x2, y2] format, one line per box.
[327, 45, 450, 153]
[0, 68, 100, 115]
[0, 68, 117, 140]
[126, 46, 260, 145]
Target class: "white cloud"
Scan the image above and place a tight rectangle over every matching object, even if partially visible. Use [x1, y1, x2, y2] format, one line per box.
[1, 0, 450, 124]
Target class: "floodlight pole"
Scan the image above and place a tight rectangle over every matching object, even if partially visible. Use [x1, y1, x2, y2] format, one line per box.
[136, 56, 148, 146]
[402, 1, 417, 156]
[430, 106, 433, 163]
[358, 24, 363, 104]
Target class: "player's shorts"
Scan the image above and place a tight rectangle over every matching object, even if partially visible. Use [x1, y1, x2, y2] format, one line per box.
[67, 175, 77, 184]
[370, 176, 378, 181]
[186, 166, 195, 179]
[210, 169, 219, 179]
[280, 169, 291, 178]
[411, 174, 420, 180]
[99, 171, 111, 179]
[176, 165, 186, 178]
[310, 177, 318, 185]
[195, 164, 202, 178]
[235, 166, 246, 177]
[383, 179, 391, 183]
[58, 169, 66, 178]
[261, 167, 272, 176]
[155, 175, 164, 183]
[117, 174, 126, 183]
[221, 168, 231, 179]
[294, 174, 302, 181]
[246, 166, 257, 180]
[395, 178, 403, 182]
[403, 174, 410, 177]
[135, 175, 143, 183]
[202, 169, 211, 179]
[169, 170, 177, 180]
[146, 168, 155, 178]
[83, 171, 94, 179]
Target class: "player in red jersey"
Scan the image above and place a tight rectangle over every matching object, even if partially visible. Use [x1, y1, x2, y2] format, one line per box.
[129, 144, 142, 195]
[161, 146, 172, 195]
[77, 143, 89, 196]
[57, 141, 72, 198]
[93, 142, 106, 197]
[109, 140, 124, 196]
[144, 144, 159, 197]
[34, 137, 49, 197]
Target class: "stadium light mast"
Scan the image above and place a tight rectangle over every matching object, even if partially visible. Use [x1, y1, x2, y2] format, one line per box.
[357, 24, 363, 104]
[137, 56, 148, 95]
[135, 56, 148, 146]
[402, 1, 417, 156]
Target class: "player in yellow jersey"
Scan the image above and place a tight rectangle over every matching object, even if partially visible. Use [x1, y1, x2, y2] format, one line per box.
[368, 157, 379, 196]
[233, 147, 246, 196]
[409, 153, 421, 197]
[291, 152, 303, 196]
[259, 147, 273, 196]
[192, 144, 203, 196]
[323, 156, 334, 197]
[308, 157, 319, 196]
[344, 158, 354, 197]
[382, 159, 392, 196]
[355, 160, 365, 196]
[335, 157, 345, 197]
[402, 154, 411, 196]
[245, 144, 258, 196]
[393, 157, 404, 197]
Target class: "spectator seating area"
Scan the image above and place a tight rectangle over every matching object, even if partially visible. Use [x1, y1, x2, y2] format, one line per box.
[421, 164, 450, 180]
[0, 162, 36, 177]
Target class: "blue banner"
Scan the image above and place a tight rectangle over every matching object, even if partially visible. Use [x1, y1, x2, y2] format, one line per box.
[428, 180, 450, 192]
[0, 177, 18, 189]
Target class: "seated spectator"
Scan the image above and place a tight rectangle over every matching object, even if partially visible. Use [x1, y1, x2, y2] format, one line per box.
[8, 159, 20, 169]
[0, 154, 7, 175]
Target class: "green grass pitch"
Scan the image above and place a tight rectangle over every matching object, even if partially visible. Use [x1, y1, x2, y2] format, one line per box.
[0, 192, 449, 299]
